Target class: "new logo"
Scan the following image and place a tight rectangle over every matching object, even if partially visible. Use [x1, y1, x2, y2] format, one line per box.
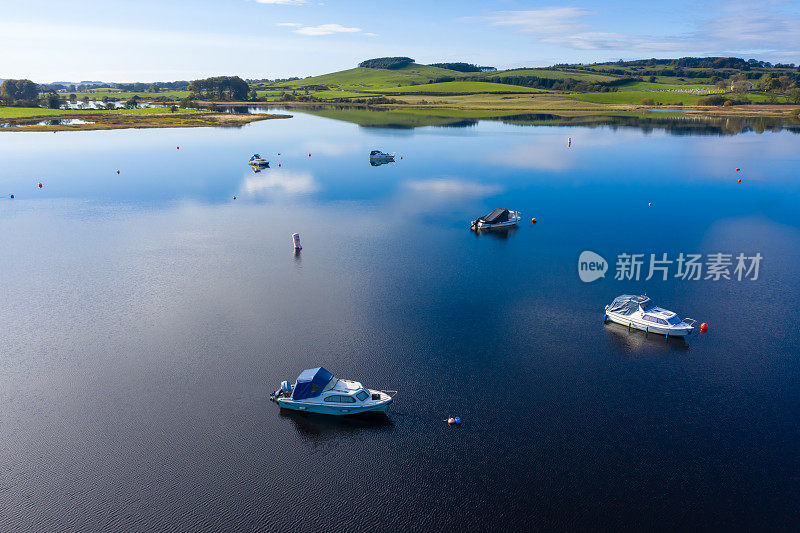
[578, 251, 608, 282]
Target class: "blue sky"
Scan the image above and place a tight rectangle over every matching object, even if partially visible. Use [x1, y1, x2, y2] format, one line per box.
[1, 0, 798, 82]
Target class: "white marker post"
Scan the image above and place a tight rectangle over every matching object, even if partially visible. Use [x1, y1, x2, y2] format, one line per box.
[292, 233, 302, 250]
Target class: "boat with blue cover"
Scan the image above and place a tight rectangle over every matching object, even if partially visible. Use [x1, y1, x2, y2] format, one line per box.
[604, 294, 695, 337]
[270, 367, 394, 415]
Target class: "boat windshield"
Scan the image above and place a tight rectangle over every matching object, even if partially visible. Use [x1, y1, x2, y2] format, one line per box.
[667, 315, 683, 325]
[640, 300, 655, 311]
[356, 390, 369, 401]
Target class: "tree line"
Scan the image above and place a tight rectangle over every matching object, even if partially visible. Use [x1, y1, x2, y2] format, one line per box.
[358, 57, 415, 69]
[428, 63, 496, 73]
[187, 76, 250, 100]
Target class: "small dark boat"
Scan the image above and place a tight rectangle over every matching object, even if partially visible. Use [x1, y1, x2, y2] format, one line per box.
[470, 208, 521, 230]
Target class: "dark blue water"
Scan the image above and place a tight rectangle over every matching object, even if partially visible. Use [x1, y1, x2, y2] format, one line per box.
[1, 109, 799, 530]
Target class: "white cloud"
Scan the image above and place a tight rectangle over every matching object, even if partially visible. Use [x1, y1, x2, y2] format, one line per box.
[293, 23, 362, 36]
[275, 22, 302, 27]
[241, 171, 319, 196]
[469, 3, 800, 55]
[403, 179, 501, 198]
[702, 1, 800, 52]
[480, 7, 591, 36]
[364, 33, 379, 37]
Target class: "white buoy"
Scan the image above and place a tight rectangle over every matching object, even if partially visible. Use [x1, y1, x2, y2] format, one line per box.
[292, 233, 302, 250]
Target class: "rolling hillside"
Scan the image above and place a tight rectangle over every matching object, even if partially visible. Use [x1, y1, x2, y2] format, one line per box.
[263, 64, 466, 92]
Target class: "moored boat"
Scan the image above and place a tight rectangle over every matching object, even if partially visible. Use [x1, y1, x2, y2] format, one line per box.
[369, 150, 395, 162]
[604, 294, 695, 337]
[470, 208, 521, 230]
[249, 154, 269, 167]
[270, 367, 393, 415]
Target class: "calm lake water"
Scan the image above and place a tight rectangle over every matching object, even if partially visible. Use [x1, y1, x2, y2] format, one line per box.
[1, 108, 799, 530]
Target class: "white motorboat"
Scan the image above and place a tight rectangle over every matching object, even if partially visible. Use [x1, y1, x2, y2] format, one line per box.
[470, 208, 521, 230]
[270, 367, 393, 416]
[604, 294, 695, 338]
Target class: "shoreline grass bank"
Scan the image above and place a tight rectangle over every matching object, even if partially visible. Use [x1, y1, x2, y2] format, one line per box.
[0, 106, 291, 132]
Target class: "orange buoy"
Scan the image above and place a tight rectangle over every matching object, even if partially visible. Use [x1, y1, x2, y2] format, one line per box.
[738, 179, 741, 183]
[531, 217, 537, 224]
[700, 323, 709, 332]
[10, 194, 14, 199]
[38, 182, 43, 188]
[233, 196, 237, 200]
[735, 168, 740, 171]
[648, 202, 652, 206]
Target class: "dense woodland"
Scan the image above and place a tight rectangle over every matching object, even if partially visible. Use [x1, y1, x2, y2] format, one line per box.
[358, 57, 415, 69]
[428, 63, 496, 72]
[187, 76, 250, 100]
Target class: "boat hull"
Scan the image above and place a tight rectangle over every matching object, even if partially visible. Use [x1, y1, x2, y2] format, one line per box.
[475, 220, 519, 229]
[605, 312, 692, 337]
[276, 397, 392, 415]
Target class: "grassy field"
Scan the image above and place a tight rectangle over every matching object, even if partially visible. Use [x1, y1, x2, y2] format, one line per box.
[309, 89, 374, 99]
[615, 81, 719, 92]
[571, 90, 791, 105]
[476, 68, 620, 82]
[377, 81, 546, 94]
[570, 91, 707, 105]
[56, 90, 191, 100]
[0, 106, 200, 119]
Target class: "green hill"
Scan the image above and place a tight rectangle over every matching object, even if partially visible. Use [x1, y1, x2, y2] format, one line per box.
[265, 64, 466, 92]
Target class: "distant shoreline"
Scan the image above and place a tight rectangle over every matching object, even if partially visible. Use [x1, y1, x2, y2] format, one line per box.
[179, 96, 799, 118]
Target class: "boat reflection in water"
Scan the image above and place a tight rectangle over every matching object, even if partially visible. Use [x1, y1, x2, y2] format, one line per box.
[604, 320, 690, 355]
[279, 409, 393, 440]
[472, 226, 519, 240]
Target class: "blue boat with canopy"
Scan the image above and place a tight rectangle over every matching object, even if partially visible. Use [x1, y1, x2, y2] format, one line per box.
[604, 294, 696, 338]
[270, 367, 394, 415]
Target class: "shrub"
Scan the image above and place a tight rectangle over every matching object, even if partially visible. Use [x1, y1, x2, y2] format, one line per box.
[641, 98, 656, 105]
[698, 95, 727, 105]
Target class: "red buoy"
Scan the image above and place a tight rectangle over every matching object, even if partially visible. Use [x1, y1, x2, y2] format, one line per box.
[10, 194, 14, 199]
[278, 163, 281, 167]
[38, 182, 43, 188]
[177, 146, 179, 150]
[308, 153, 311, 157]
[700, 323, 709, 332]
[278, 153, 280, 155]
[531, 217, 537, 224]
[117, 170, 120, 174]
[735, 168, 740, 171]
[233, 196, 237, 200]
